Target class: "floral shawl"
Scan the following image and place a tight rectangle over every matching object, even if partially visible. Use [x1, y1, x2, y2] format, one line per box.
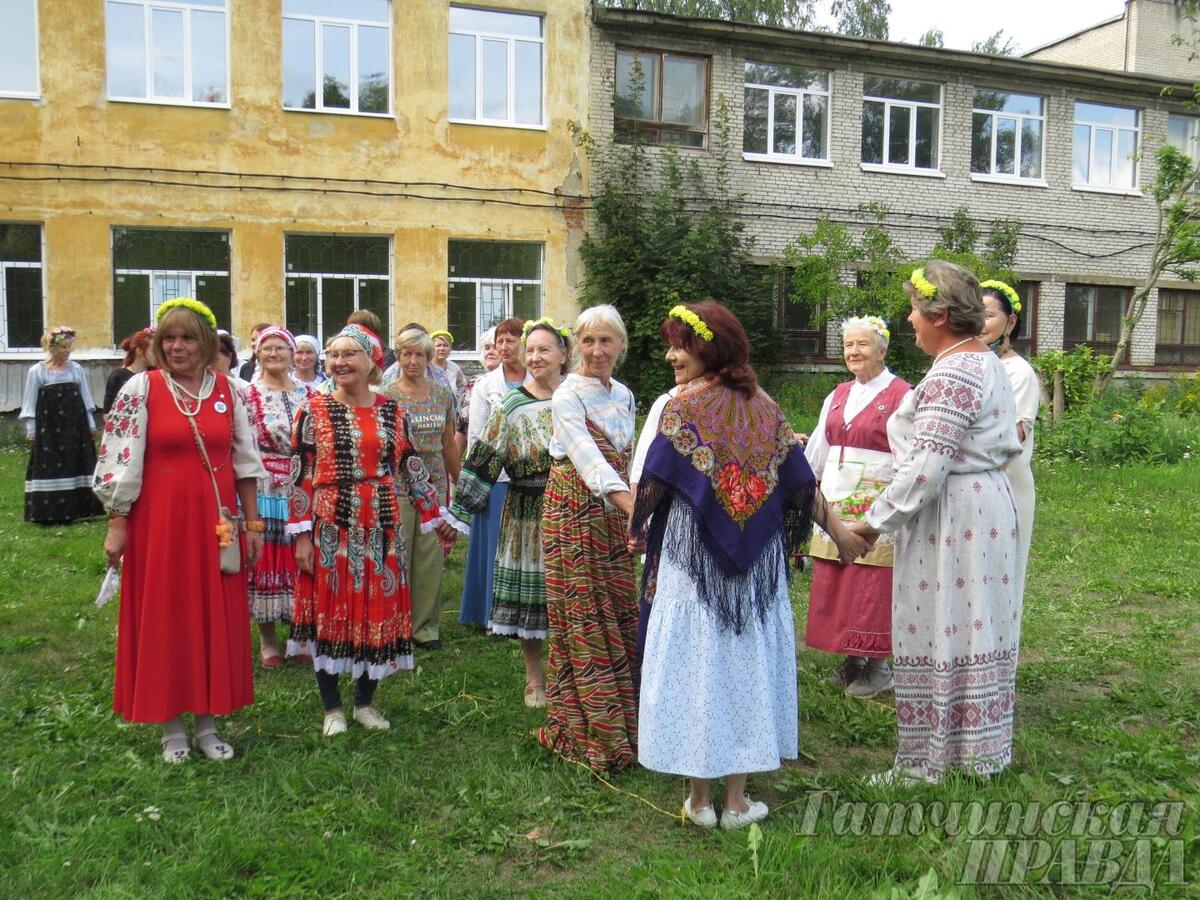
[630, 377, 816, 632]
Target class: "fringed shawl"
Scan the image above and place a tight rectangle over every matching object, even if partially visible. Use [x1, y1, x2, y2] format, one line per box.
[630, 378, 816, 633]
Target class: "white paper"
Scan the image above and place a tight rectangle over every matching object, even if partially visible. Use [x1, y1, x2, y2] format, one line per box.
[95, 566, 121, 608]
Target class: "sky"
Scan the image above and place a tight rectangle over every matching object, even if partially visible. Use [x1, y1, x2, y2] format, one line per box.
[816, 0, 1130, 53]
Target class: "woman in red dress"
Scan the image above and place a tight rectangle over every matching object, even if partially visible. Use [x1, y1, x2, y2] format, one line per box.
[95, 299, 266, 763]
[289, 325, 455, 737]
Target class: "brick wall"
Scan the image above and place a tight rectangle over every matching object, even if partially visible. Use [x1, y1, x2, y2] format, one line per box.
[591, 19, 1196, 369]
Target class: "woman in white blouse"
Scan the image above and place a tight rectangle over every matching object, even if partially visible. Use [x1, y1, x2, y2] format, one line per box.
[536, 304, 640, 771]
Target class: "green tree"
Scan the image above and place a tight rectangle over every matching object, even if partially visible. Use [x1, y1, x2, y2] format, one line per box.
[601, 0, 816, 27]
[575, 95, 777, 405]
[972, 30, 1017, 55]
[918, 28, 944, 48]
[829, 0, 890, 38]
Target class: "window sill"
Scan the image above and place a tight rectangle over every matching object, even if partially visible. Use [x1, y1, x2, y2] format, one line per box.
[969, 173, 1049, 189]
[284, 106, 392, 119]
[742, 153, 833, 168]
[449, 118, 548, 132]
[108, 95, 231, 110]
[859, 163, 945, 179]
[0, 91, 40, 101]
[1071, 183, 1143, 197]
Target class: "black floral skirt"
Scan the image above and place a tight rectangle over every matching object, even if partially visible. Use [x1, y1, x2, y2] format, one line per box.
[25, 382, 103, 525]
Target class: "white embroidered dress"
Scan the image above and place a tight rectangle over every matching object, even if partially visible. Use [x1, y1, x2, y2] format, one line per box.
[1001, 352, 1039, 569]
[865, 351, 1023, 782]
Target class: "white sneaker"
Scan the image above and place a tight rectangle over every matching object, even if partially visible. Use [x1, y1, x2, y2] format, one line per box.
[720, 795, 769, 829]
[322, 710, 347, 737]
[844, 659, 894, 698]
[353, 705, 391, 730]
[826, 656, 866, 687]
[682, 797, 718, 829]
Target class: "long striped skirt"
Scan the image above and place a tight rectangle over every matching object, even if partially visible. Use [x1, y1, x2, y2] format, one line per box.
[537, 454, 638, 771]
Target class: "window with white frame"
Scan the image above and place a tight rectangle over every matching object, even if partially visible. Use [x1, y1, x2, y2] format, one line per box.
[0, 224, 44, 350]
[448, 6, 544, 127]
[283, 0, 390, 115]
[615, 48, 708, 148]
[447, 241, 541, 352]
[1168, 113, 1200, 168]
[971, 90, 1045, 181]
[861, 76, 941, 171]
[743, 61, 830, 163]
[0, 0, 39, 98]
[285, 234, 390, 344]
[1072, 101, 1139, 190]
[106, 0, 228, 104]
[112, 228, 231, 341]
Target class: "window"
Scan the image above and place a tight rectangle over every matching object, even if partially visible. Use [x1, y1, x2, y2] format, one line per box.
[861, 76, 941, 172]
[283, 0, 390, 115]
[615, 48, 707, 148]
[1156, 289, 1200, 366]
[112, 228, 231, 341]
[447, 241, 541, 351]
[1072, 102, 1139, 190]
[971, 90, 1045, 181]
[285, 234, 389, 344]
[1063, 284, 1128, 351]
[1168, 113, 1200, 172]
[448, 6, 543, 127]
[743, 62, 830, 163]
[0, 0, 39, 98]
[0, 224, 44, 350]
[753, 266, 823, 358]
[1011, 282, 1038, 358]
[106, 0, 228, 105]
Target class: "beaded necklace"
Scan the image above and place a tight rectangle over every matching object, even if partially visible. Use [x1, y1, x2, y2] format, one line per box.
[934, 336, 977, 363]
[164, 370, 231, 472]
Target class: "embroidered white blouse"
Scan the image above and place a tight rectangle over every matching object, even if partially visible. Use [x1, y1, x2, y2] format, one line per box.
[548, 373, 636, 500]
[804, 367, 897, 476]
[92, 372, 266, 517]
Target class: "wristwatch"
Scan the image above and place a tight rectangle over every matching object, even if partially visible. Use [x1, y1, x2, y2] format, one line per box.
[243, 519, 265, 533]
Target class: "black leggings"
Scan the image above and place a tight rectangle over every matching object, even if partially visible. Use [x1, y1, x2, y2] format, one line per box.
[316, 670, 378, 711]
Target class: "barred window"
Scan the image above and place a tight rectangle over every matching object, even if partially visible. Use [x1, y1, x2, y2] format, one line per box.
[447, 241, 541, 352]
[0, 223, 44, 350]
[1063, 283, 1127, 352]
[112, 227, 230, 343]
[1156, 289, 1200, 366]
[285, 234, 390, 344]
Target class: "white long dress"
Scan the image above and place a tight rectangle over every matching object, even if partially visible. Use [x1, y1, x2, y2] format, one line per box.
[1001, 352, 1039, 569]
[865, 351, 1023, 782]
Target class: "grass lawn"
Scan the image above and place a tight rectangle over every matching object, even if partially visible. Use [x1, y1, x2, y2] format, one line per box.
[0, 441, 1197, 897]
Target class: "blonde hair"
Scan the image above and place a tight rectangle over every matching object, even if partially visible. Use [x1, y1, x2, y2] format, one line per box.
[396, 327, 435, 363]
[906, 260, 985, 336]
[153, 307, 218, 370]
[571, 304, 628, 372]
[41, 325, 76, 360]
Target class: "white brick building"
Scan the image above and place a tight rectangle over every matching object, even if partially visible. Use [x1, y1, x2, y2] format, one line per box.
[591, 6, 1200, 371]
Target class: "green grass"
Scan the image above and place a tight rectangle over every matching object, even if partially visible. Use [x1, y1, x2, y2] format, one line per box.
[0, 441, 1197, 897]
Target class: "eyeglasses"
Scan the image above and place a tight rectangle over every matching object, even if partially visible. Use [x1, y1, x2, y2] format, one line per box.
[326, 349, 364, 361]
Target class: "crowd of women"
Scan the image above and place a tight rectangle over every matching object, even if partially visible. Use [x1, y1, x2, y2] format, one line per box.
[20, 258, 1037, 829]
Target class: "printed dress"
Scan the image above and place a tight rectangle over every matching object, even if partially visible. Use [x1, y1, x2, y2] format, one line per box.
[93, 370, 266, 722]
[865, 351, 1023, 782]
[538, 374, 639, 771]
[243, 380, 318, 623]
[804, 372, 911, 658]
[21, 361, 104, 524]
[287, 393, 442, 679]
[446, 387, 554, 639]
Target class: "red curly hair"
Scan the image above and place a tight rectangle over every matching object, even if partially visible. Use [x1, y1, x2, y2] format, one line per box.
[120, 328, 155, 367]
[659, 300, 758, 396]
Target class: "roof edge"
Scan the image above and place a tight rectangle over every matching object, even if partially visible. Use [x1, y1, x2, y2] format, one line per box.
[1022, 11, 1127, 58]
[592, 4, 1192, 97]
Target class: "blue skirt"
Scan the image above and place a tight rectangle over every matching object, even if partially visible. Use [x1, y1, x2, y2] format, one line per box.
[458, 481, 509, 625]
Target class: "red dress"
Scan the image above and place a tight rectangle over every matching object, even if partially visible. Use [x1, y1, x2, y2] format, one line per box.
[805, 376, 910, 658]
[112, 371, 254, 722]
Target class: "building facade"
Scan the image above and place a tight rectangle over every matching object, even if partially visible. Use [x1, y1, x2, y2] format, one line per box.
[0, 0, 591, 406]
[591, 6, 1200, 373]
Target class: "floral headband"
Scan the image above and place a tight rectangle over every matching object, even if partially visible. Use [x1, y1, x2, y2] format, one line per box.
[157, 297, 217, 330]
[335, 324, 385, 370]
[254, 326, 297, 353]
[864, 315, 890, 341]
[48, 326, 76, 346]
[430, 329, 454, 344]
[521, 316, 572, 346]
[979, 279, 1022, 314]
[669, 305, 714, 342]
[909, 268, 938, 300]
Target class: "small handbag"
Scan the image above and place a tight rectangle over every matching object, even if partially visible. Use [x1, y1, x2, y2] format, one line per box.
[186, 404, 241, 575]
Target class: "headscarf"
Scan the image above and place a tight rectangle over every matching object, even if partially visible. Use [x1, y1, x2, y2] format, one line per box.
[334, 324, 384, 371]
[293, 333, 320, 354]
[630, 379, 816, 633]
[254, 326, 297, 353]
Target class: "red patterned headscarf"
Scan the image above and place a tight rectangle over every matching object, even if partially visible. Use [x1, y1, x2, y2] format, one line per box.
[335, 324, 385, 371]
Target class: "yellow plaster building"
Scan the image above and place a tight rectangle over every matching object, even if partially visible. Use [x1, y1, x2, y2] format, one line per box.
[0, 0, 590, 401]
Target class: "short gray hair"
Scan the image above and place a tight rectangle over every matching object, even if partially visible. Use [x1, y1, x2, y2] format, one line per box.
[396, 327, 434, 361]
[571, 304, 628, 371]
[479, 326, 497, 361]
[841, 316, 889, 353]
[907, 259, 985, 336]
